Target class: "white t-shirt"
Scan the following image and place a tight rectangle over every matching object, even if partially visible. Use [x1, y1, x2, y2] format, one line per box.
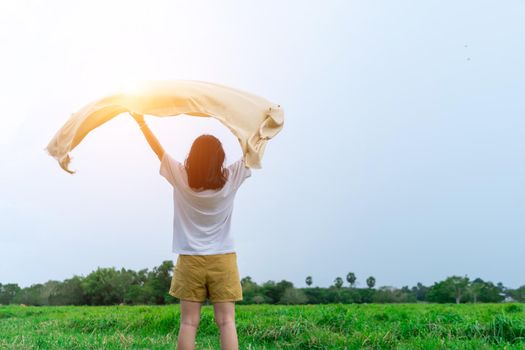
[159, 152, 251, 255]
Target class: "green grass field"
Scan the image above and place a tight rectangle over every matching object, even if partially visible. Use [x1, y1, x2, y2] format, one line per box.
[1, 303, 524, 349]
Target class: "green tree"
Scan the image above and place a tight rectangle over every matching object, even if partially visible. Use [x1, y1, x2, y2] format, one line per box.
[279, 287, 308, 304]
[449, 276, 469, 304]
[305, 276, 312, 287]
[81, 267, 131, 305]
[241, 276, 253, 286]
[12, 282, 57, 306]
[302, 287, 329, 304]
[261, 280, 294, 304]
[252, 295, 266, 304]
[239, 276, 260, 305]
[427, 276, 469, 304]
[143, 261, 174, 305]
[49, 276, 86, 305]
[508, 285, 525, 302]
[411, 282, 428, 301]
[477, 280, 504, 303]
[366, 276, 376, 289]
[346, 272, 357, 288]
[469, 278, 485, 303]
[372, 286, 416, 303]
[427, 280, 455, 303]
[123, 268, 153, 305]
[0, 283, 21, 305]
[334, 277, 343, 289]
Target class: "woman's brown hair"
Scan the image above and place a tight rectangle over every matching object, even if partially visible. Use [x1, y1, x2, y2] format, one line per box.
[184, 134, 228, 191]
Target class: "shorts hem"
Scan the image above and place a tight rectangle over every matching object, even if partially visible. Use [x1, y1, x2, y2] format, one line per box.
[210, 298, 243, 303]
[169, 290, 206, 303]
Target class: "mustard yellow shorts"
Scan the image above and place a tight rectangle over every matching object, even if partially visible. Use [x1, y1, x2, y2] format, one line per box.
[169, 252, 243, 303]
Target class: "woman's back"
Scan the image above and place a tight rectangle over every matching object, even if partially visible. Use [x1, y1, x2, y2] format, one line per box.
[160, 152, 251, 255]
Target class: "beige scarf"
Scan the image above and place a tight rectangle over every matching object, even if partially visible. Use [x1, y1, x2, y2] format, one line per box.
[45, 80, 284, 174]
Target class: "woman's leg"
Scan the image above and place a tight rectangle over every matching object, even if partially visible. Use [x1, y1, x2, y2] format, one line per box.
[213, 301, 238, 350]
[178, 300, 203, 350]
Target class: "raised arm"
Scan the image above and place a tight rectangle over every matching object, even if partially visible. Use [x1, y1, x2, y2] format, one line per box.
[131, 112, 165, 161]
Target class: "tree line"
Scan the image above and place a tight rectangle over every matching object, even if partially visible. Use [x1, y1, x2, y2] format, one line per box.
[0, 260, 523, 306]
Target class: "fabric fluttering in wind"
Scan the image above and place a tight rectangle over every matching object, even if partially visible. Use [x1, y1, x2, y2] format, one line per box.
[45, 80, 284, 174]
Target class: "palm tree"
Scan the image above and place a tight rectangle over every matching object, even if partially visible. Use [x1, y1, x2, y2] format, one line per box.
[241, 276, 253, 287]
[334, 277, 343, 289]
[366, 276, 376, 289]
[346, 272, 356, 288]
[305, 276, 312, 287]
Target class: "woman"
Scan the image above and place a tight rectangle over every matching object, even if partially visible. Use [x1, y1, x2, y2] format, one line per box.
[131, 112, 250, 350]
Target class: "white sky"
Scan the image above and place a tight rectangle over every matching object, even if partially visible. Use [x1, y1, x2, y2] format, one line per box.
[1, 0, 524, 289]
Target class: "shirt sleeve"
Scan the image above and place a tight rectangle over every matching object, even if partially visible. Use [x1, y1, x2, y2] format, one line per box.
[227, 156, 252, 189]
[159, 152, 183, 187]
